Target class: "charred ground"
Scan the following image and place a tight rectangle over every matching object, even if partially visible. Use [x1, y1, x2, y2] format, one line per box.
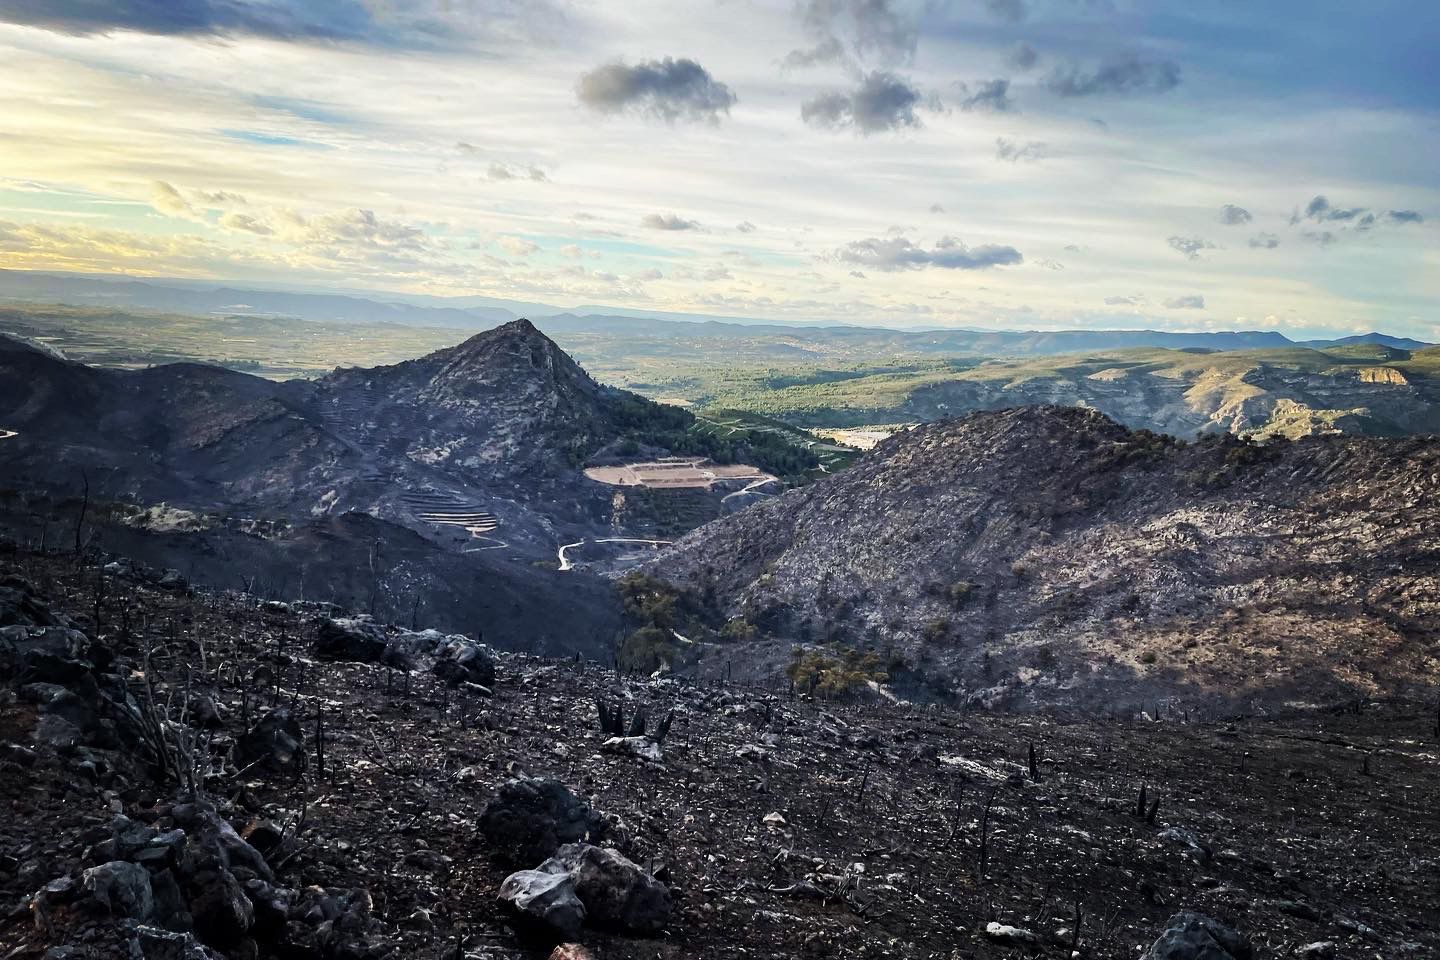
[2, 549, 1437, 959]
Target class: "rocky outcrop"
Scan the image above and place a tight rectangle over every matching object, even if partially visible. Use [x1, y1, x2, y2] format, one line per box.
[1144, 912, 1253, 959]
[479, 778, 607, 867]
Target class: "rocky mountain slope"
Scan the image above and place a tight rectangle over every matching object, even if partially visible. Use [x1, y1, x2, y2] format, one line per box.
[0, 322, 713, 645]
[646, 406, 1440, 711]
[2, 549, 1437, 959]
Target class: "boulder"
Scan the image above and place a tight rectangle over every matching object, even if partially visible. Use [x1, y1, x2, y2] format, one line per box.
[132, 926, 224, 960]
[313, 617, 389, 663]
[0, 575, 70, 628]
[601, 736, 663, 763]
[81, 861, 154, 920]
[432, 637, 497, 686]
[498, 869, 586, 940]
[234, 708, 306, 779]
[542, 843, 672, 935]
[1144, 912, 1253, 960]
[478, 778, 606, 867]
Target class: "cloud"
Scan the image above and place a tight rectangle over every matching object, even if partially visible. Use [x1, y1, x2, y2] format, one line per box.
[781, 36, 846, 70]
[735, 221, 757, 233]
[0, 0, 564, 49]
[497, 236, 539, 256]
[485, 163, 547, 182]
[219, 212, 273, 235]
[636, 268, 664, 281]
[929, 203, 945, 214]
[802, 71, 927, 134]
[703, 266, 733, 281]
[1164, 294, 1206, 309]
[995, 137, 1047, 162]
[1046, 56, 1181, 97]
[1298, 195, 1365, 223]
[1388, 210, 1424, 224]
[834, 235, 1023, 272]
[1168, 235, 1216, 260]
[0, 0, 366, 41]
[791, 0, 919, 69]
[1105, 295, 1143, 306]
[149, 180, 197, 219]
[1249, 233, 1280, 249]
[642, 213, 701, 231]
[959, 79, 1013, 113]
[1218, 204, 1252, 225]
[984, 0, 1028, 23]
[1303, 230, 1339, 247]
[577, 58, 737, 125]
[1008, 42, 1040, 71]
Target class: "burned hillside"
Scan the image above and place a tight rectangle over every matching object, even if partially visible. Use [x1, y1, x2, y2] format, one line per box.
[1, 547, 1438, 959]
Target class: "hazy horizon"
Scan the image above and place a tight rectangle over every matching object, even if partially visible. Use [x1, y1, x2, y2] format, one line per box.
[0, 1, 1436, 339]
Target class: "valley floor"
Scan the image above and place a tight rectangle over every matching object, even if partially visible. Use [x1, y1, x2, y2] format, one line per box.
[2, 550, 1438, 959]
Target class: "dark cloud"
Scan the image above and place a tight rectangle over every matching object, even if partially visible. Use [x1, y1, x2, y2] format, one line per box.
[802, 72, 927, 134]
[792, 0, 919, 68]
[735, 221, 757, 233]
[995, 137, 1047, 162]
[1164, 294, 1206, 310]
[959, 79, 1013, 113]
[781, 36, 846, 70]
[1249, 233, 1280, 249]
[578, 58, 737, 124]
[642, 213, 701, 231]
[1007, 42, 1040, 72]
[984, 0, 1028, 23]
[929, 203, 946, 214]
[1289, 197, 1423, 240]
[1218, 204, 1252, 225]
[1168, 235, 1215, 260]
[835, 235, 1023, 272]
[1046, 56, 1181, 97]
[1298, 195, 1365, 223]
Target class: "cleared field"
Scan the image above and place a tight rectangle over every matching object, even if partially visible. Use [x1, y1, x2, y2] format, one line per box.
[585, 458, 771, 490]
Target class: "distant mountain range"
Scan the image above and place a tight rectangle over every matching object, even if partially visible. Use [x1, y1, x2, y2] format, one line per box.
[1, 269, 1429, 353]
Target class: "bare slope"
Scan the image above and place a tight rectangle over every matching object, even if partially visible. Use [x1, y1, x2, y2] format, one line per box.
[648, 406, 1440, 710]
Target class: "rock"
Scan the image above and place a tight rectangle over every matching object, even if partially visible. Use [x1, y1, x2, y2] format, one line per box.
[542, 842, 672, 935]
[187, 868, 253, 942]
[234, 708, 306, 779]
[549, 945, 598, 960]
[478, 777, 606, 867]
[133, 925, 224, 960]
[313, 617, 389, 663]
[600, 735, 663, 763]
[984, 921, 1039, 946]
[1143, 912, 1253, 960]
[735, 743, 770, 762]
[432, 636, 497, 686]
[156, 569, 190, 592]
[1297, 943, 1335, 958]
[0, 575, 71, 628]
[81, 861, 154, 919]
[498, 869, 586, 940]
[1160, 826, 1214, 863]
[762, 812, 788, 830]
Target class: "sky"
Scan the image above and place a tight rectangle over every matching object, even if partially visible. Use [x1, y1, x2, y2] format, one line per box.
[0, 0, 1436, 338]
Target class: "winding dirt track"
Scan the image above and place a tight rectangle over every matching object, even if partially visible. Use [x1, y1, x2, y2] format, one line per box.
[557, 537, 671, 571]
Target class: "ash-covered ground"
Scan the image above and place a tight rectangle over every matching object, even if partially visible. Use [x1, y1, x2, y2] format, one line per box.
[2, 548, 1437, 959]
